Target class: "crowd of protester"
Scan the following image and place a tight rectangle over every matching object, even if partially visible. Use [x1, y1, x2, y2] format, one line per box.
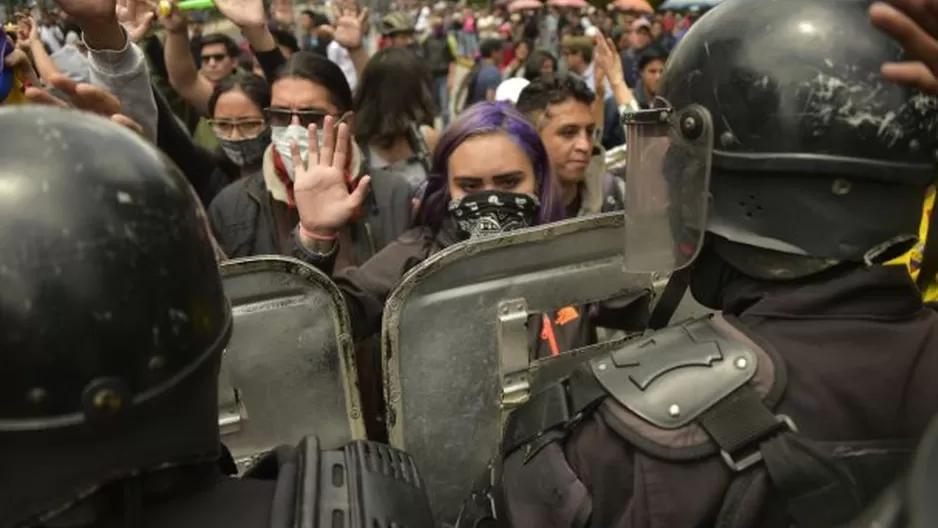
[0, 0, 705, 436]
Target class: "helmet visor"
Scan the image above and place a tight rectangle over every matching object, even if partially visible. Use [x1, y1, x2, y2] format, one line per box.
[622, 101, 714, 274]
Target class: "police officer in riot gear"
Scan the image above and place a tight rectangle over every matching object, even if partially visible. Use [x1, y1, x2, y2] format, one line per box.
[457, 0, 938, 526]
[0, 106, 433, 528]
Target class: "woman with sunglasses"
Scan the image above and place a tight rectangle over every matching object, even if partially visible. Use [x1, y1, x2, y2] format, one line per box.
[207, 51, 414, 269]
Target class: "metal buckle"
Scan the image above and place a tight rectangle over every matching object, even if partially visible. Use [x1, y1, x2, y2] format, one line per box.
[719, 414, 797, 472]
[496, 299, 532, 410]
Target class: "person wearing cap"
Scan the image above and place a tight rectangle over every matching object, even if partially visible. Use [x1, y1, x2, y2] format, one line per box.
[619, 17, 652, 88]
[381, 11, 417, 48]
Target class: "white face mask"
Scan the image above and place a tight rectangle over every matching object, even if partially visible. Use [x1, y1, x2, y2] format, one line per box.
[270, 114, 354, 181]
[270, 124, 313, 181]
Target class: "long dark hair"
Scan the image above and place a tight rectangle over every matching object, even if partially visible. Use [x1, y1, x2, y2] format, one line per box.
[352, 47, 435, 148]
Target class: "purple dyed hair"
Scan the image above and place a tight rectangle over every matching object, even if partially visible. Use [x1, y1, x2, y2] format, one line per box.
[416, 101, 565, 231]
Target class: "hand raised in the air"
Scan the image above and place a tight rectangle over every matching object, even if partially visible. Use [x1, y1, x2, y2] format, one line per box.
[116, 0, 157, 41]
[156, 0, 189, 34]
[332, 3, 369, 51]
[294, 116, 371, 237]
[214, 0, 268, 29]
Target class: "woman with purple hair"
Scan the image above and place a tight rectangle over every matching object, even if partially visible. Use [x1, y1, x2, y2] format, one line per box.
[287, 101, 575, 347]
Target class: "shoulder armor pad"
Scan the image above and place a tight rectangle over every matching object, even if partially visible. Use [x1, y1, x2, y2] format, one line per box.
[590, 315, 757, 429]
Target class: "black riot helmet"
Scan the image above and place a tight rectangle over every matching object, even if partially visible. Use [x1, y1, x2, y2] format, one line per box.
[0, 107, 232, 526]
[621, 0, 938, 279]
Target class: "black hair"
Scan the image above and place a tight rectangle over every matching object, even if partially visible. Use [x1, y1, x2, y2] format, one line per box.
[207, 73, 271, 117]
[480, 38, 503, 59]
[522, 50, 557, 82]
[200, 33, 240, 57]
[274, 51, 353, 113]
[638, 46, 669, 71]
[353, 47, 435, 148]
[516, 73, 595, 120]
[270, 27, 300, 54]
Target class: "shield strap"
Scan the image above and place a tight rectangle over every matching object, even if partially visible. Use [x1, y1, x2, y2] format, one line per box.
[646, 266, 692, 331]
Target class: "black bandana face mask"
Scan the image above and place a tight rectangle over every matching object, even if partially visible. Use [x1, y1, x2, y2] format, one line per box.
[448, 190, 540, 241]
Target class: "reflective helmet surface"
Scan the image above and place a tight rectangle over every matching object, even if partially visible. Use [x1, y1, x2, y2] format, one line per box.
[658, 0, 938, 264]
[0, 107, 231, 525]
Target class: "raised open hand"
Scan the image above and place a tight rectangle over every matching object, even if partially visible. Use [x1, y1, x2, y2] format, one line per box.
[332, 3, 369, 50]
[214, 0, 268, 29]
[594, 32, 624, 85]
[870, 0, 938, 94]
[294, 116, 371, 236]
[117, 0, 157, 41]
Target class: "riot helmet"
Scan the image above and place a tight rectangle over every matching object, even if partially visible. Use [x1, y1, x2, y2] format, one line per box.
[0, 107, 232, 526]
[621, 0, 938, 280]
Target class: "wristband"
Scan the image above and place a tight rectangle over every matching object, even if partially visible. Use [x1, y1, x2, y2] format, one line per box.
[298, 224, 337, 241]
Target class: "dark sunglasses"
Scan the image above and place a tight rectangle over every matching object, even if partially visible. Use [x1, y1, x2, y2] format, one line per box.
[263, 107, 333, 128]
[201, 53, 228, 63]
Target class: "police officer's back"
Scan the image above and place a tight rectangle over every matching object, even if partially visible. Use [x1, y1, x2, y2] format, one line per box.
[0, 107, 434, 528]
[458, 0, 938, 526]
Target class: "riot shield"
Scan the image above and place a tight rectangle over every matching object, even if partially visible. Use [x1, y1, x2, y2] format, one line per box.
[219, 256, 365, 469]
[383, 213, 655, 521]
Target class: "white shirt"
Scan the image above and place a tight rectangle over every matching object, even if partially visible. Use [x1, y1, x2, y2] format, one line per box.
[327, 40, 358, 92]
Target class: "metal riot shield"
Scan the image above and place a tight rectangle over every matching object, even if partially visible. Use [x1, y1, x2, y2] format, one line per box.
[219, 256, 365, 469]
[383, 213, 655, 522]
